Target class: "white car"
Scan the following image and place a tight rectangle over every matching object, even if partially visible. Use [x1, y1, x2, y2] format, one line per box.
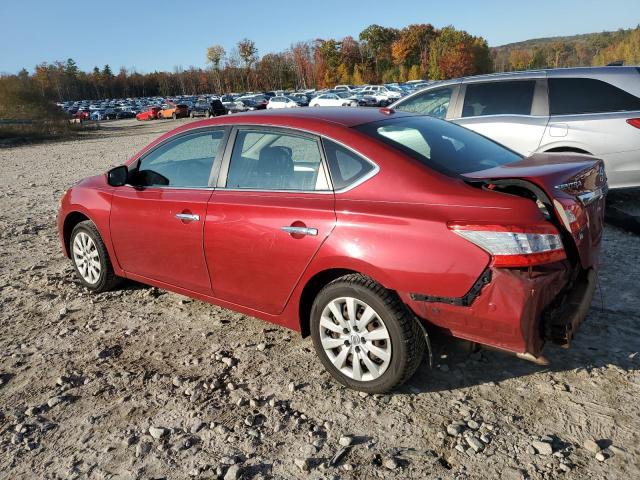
[267, 96, 299, 109]
[361, 85, 402, 102]
[309, 92, 357, 107]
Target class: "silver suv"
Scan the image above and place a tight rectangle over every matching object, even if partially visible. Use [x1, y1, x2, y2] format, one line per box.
[391, 66, 640, 189]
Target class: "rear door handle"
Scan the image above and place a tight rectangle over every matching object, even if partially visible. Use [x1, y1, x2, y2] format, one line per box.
[175, 213, 200, 222]
[281, 226, 318, 236]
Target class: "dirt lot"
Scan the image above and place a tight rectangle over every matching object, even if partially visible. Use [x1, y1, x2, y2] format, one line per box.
[0, 118, 639, 480]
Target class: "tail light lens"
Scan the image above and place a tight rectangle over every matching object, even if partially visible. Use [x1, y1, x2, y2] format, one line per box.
[448, 223, 566, 267]
[553, 197, 588, 234]
[626, 118, 640, 129]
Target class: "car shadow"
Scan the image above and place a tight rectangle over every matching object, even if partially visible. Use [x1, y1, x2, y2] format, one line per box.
[403, 314, 640, 394]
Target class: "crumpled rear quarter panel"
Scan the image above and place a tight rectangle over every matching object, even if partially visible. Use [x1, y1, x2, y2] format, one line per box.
[406, 263, 570, 355]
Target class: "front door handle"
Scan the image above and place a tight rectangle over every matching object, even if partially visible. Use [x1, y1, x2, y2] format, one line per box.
[281, 226, 318, 236]
[175, 213, 200, 222]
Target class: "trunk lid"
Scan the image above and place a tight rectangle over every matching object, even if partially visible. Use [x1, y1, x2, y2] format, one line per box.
[463, 153, 607, 269]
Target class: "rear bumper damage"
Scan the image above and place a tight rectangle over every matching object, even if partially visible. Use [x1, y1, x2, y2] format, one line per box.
[406, 263, 596, 358]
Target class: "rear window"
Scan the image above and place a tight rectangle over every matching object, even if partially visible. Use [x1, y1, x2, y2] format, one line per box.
[462, 80, 536, 117]
[355, 116, 522, 176]
[549, 78, 640, 115]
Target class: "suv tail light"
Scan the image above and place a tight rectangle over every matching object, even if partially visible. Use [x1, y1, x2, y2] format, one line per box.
[626, 118, 640, 129]
[448, 223, 566, 267]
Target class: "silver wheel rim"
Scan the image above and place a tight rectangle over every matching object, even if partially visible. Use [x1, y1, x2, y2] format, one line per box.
[319, 297, 392, 382]
[72, 232, 101, 284]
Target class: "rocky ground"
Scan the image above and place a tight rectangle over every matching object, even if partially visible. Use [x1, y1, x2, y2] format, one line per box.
[0, 118, 639, 480]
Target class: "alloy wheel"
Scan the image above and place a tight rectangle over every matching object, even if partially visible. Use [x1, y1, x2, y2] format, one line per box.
[319, 297, 392, 382]
[72, 232, 101, 284]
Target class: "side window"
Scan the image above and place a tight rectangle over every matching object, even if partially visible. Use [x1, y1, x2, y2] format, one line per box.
[462, 81, 536, 117]
[549, 78, 640, 115]
[396, 87, 453, 119]
[136, 130, 224, 187]
[226, 130, 329, 191]
[323, 139, 374, 190]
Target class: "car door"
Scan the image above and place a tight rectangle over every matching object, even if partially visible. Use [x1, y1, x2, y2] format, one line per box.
[453, 78, 549, 156]
[205, 126, 336, 314]
[110, 128, 227, 294]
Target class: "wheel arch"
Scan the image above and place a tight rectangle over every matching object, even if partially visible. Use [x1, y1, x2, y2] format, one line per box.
[543, 146, 593, 155]
[298, 268, 362, 338]
[62, 211, 91, 257]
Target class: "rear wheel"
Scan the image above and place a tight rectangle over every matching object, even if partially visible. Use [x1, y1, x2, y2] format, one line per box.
[172, 112, 177, 120]
[70, 221, 120, 292]
[310, 274, 425, 393]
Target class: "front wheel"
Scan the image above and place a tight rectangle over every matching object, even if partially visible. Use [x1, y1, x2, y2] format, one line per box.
[310, 274, 425, 393]
[172, 112, 177, 120]
[70, 221, 120, 292]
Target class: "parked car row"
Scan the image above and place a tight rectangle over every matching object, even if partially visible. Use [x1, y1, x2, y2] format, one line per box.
[57, 81, 431, 123]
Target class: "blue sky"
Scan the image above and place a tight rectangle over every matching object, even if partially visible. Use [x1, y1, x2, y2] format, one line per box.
[2, 0, 638, 74]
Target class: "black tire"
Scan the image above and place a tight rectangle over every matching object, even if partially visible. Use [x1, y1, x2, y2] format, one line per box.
[172, 112, 177, 120]
[190, 111, 195, 118]
[70, 220, 121, 293]
[310, 274, 425, 393]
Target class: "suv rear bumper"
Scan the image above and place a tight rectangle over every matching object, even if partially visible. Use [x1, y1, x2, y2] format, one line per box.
[406, 262, 595, 356]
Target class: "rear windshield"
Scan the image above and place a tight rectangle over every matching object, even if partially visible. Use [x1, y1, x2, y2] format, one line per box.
[355, 116, 522, 176]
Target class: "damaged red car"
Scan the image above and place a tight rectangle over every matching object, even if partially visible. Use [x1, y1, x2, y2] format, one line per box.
[57, 108, 606, 392]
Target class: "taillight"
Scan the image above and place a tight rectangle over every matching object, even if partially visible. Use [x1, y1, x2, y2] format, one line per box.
[448, 223, 566, 267]
[626, 118, 640, 129]
[553, 197, 588, 234]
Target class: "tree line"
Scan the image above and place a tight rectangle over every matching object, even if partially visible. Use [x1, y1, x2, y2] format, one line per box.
[492, 27, 640, 71]
[2, 24, 492, 101]
[1, 24, 639, 106]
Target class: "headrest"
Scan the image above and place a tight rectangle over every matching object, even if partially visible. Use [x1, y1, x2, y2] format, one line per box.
[257, 146, 293, 177]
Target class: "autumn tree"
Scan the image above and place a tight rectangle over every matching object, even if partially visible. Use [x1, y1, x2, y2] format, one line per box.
[206, 44, 225, 92]
[391, 24, 435, 75]
[237, 38, 258, 89]
[359, 24, 398, 82]
[509, 49, 533, 70]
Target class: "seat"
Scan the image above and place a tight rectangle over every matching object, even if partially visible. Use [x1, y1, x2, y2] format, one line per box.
[251, 146, 294, 189]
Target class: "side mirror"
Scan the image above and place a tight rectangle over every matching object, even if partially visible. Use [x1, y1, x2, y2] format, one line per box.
[107, 165, 128, 187]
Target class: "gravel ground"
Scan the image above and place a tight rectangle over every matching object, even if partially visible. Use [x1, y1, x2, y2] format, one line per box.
[0, 118, 639, 480]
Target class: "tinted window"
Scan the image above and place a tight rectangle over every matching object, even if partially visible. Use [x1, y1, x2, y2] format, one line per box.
[549, 78, 640, 115]
[395, 87, 453, 119]
[226, 130, 329, 191]
[355, 116, 522, 176]
[462, 80, 535, 117]
[136, 130, 224, 187]
[323, 139, 374, 190]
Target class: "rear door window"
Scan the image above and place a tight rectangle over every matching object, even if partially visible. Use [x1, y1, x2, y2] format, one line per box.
[225, 129, 330, 191]
[549, 77, 640, 115]
[462, 80, 536, 117]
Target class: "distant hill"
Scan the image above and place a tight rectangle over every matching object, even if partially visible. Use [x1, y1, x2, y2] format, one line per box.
[490, 28, 639, 72]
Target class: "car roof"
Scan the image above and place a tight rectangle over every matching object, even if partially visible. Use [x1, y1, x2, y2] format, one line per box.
[197, 107, 417, 128]
[433, 65, 639, 84]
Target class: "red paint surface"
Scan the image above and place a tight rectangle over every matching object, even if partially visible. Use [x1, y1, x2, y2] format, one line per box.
[58, 109, 604, 355]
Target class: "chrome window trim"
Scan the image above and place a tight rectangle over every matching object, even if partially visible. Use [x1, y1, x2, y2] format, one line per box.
[214, 123, 380, 194]
[320, 137, 381, 194]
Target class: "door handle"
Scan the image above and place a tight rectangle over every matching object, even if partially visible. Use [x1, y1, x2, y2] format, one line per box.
[281, 226, 318, 236]
[175, 213, 200, 222]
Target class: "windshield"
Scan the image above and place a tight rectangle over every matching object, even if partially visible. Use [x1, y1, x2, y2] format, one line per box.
[355, 116, 522, 176]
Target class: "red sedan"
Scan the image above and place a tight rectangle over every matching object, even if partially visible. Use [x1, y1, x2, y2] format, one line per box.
[57, 108, 606, 392]
[136, 106, 161, 121]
